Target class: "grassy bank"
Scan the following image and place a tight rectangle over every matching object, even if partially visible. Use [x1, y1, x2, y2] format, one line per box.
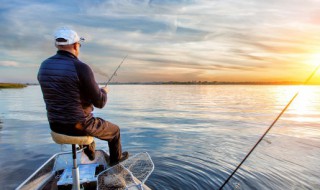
[0, 83, 27, 88]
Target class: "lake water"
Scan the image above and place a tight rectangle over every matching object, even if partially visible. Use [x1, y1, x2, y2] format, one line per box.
[0, 85, 319, 190]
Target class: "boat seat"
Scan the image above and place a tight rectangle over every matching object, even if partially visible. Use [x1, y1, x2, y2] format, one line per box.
[51, 131, 94, 145]
[50, 131, 95, 190]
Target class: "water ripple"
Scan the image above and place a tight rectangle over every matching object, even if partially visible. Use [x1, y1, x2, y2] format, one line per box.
[1, 85, 320, 189]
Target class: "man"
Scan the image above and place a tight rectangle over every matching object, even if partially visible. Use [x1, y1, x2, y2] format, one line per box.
[38, 27, 128, 165]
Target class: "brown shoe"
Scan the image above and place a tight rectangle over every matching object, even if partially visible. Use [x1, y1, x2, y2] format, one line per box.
[119, 151, 129, 162]
[110, 151, 129, 166]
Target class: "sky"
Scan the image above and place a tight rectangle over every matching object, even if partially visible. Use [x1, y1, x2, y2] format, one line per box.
[1, 0, 320, 83]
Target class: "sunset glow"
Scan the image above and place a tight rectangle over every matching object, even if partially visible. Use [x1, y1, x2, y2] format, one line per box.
[306, 53, 320, 67]
[1, 1, 320, 83]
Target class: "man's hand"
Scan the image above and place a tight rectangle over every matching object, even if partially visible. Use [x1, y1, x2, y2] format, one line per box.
[101, 86, 109, 93]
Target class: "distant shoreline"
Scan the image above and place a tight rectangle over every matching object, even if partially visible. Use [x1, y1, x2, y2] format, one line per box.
[0, 83, 27, 89]
[97, 81, 320, 85]
[3, 81, 320, 86]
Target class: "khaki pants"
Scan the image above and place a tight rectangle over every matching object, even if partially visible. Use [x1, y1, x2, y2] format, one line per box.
[83, 117, 122, 164]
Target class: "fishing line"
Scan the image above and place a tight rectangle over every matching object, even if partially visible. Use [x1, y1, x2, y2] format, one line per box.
[90, 64, 110, 79]
[219, 64, 320, 190]
[105, 55, 128, 87]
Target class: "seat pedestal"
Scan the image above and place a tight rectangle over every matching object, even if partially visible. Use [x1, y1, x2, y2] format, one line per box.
[51, 131, 94, 190]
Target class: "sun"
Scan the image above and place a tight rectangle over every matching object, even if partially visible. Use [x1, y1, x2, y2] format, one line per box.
[302, 53, 320, 84]
[306, 53, 320, 67]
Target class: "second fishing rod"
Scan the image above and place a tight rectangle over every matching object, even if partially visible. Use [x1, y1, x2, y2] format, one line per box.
[218, 63, 320, 190]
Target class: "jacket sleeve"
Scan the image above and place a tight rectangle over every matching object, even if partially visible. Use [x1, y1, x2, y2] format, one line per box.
[75, 61, 107, 109]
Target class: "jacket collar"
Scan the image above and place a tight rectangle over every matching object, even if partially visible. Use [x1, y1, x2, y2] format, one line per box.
[57, 50, 78, 60]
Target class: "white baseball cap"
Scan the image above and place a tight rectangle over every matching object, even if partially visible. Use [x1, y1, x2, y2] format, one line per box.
[54, 27, 85, 45]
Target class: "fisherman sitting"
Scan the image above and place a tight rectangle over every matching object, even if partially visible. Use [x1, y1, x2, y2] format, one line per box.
[37, 27, 128, 165]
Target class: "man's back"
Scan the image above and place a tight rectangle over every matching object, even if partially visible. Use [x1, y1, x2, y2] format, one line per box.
[38, 51, 85, 124]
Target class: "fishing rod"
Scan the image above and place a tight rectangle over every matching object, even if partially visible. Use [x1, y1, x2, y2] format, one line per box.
[219, 64, 320, 190]
[105, 55, 128, 87]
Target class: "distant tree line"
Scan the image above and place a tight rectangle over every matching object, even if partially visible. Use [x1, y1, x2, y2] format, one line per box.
[104, 81, 308, 85]
[0, 83, 27, 88]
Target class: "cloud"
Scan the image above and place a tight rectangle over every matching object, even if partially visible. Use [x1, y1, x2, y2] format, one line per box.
[1, 0, 320, 82]
[0, 61, 19, 67]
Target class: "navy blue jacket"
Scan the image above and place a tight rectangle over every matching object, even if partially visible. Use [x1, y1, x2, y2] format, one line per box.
[38, 50, 107, 127]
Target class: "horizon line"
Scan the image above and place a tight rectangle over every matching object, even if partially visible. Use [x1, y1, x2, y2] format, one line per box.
[2, 81, 320, 85]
